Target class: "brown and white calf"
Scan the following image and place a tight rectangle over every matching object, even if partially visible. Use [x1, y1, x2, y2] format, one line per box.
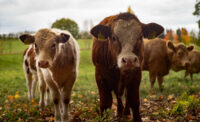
[23, 45, 37, 101]
[143, 38, 193, 91]
[184, 50, 200, 81]
[20, 28, 80, 122]
[23, 45, 50, 108]
[90, 12, 163, 121]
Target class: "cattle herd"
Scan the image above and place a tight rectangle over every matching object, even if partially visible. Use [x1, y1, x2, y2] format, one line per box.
[18, 12, 200, 122]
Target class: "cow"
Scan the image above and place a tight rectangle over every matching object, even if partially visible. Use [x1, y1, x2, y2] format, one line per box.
[90, 12, 164, 121]
[23, 45, 50, 108]
[184, 49, 200, 81]
[19, 28, 80, 122]
[143, 38, 194, 91]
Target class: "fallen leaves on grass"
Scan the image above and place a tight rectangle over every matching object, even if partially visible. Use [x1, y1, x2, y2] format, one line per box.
[0, 91, 200, 121]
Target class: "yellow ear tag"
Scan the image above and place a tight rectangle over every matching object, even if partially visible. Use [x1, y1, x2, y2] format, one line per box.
[97, 32, 105, 41]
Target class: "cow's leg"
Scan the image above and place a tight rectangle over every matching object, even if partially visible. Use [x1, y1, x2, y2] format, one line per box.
[114, 90, 124, 117]
[157, 76, 164, 92]
[184, 71, 189, 79]
[98, 88, 113, 115]
[95, 68, 113, 115]
[149, 72, 156, 92]
[46, 87, 50, 106]
[190, 73, 193, 81]
[24, 71, 33, 101]
[38, 69, 46, 109]
[123, 91, 130, 116]
[61, 79, 75, 122]
[31, 73, 38, 100]
[47, 80, 61, 121]
[127, 85, 141, 122]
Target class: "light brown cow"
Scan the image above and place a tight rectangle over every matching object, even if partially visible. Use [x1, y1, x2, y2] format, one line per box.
[184, 50, 200, 81]
[23, 45, 50, 108]
[20, 28, 80, 122]
[143, 38, 194, 91]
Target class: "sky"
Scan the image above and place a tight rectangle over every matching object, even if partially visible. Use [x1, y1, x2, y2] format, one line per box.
[0, 0, 199, 34]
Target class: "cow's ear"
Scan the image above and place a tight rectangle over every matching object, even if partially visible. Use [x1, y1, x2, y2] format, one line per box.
[168, 41, 176, 52]
[19, 34, 35, 44]
[59, 33, 70, 43]
[90, 24, 111, 41]
[187, 45, 194, 51]
[142, 23, 164, 39]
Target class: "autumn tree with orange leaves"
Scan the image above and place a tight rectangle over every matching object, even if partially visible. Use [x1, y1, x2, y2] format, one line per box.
[164, 29, 178, 44]
[181, 28, 191, 45]
[164, 28, 195, 45]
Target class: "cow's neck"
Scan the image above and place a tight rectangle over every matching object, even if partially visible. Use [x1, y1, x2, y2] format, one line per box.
[167, 49, 174, 69]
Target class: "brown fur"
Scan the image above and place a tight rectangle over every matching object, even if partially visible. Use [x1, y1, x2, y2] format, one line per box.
[24, 46, 36, 71]
[184, 50, 200, 81]
[143, 38, 193, 91]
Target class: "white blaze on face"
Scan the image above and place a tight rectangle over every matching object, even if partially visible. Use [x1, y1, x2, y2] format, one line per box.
[113, 19, 142, 69]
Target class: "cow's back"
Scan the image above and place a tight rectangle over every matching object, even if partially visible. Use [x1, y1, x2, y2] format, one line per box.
[187, 50, 200, 73]
[143, 38, 170, 76]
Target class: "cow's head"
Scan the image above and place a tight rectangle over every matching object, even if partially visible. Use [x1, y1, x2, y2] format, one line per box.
[19, 29, 70, 68]
[167, 42, 194, 71]
[90, 12, 164, 71]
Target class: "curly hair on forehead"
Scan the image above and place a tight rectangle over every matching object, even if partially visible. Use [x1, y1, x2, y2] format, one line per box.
[114, 12, 140, 22]
[36, 29, 56, 40]
[176, 43, 188, 51]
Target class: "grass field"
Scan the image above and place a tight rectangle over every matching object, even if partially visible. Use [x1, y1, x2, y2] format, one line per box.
[0, 39, 200, 121]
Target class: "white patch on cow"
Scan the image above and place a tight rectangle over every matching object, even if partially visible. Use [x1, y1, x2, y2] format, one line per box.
[113, 19, 142, 68]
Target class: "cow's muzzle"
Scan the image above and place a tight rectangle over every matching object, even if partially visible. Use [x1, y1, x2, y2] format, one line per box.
[38, 60, 49, 68]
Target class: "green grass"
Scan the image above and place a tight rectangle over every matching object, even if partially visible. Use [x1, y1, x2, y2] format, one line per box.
[0, 39, 200, 121]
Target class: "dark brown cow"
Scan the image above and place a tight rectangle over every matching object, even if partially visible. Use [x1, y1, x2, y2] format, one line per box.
[143, 38, 194, 91]
[90, 12, 164, 121]
[184, 50, 200, 81]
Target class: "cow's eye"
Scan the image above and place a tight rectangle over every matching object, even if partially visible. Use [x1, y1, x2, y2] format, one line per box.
[112, 36, 117, 41]
[178, 52, 182, 56]
[35, 43, 37, 49]
[34, 43, 39, 54]
[51, 43, 56, 48]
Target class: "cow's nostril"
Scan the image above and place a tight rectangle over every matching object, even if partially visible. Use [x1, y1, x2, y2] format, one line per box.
[45, 61, 49, 66]
[38, 62, 42, 67]
[133, 57, 137, 63]
[122, 58, 126, 63]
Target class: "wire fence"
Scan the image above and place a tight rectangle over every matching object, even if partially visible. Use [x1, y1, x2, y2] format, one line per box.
[0, 39, 92, 55]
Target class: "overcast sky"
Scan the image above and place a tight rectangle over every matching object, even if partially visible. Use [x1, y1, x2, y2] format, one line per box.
[0, 0, 198, 34]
